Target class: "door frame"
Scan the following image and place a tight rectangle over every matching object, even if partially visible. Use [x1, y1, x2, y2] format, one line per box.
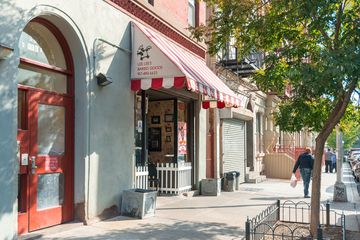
[17, 17, 75, 234]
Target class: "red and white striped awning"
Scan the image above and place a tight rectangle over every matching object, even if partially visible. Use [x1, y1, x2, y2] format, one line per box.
[131, 22, 247, 108]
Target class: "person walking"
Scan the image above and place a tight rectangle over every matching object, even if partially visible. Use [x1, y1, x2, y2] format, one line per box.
[292, 147, 314, 198]
[331, 151, 337, 173]
[325, 148, 333, 173]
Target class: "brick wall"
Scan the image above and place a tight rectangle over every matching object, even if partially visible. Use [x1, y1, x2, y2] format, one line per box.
[108, 0, 206, 58]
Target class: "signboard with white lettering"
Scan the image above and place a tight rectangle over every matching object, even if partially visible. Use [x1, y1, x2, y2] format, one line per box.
[131, 23, 183, 79]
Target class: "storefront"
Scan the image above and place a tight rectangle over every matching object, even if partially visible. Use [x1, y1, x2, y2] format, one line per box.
[134, 89, 196, 194]
[131, 22, 247, 194]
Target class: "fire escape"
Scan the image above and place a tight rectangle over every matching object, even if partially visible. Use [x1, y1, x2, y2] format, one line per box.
[217, 42, 264, 78]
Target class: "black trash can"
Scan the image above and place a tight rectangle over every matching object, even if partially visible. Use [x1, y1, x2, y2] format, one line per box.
[224, 172, 236, 192]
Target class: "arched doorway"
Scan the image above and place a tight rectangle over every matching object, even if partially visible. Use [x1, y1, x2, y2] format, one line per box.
[17, 18, 74, 234]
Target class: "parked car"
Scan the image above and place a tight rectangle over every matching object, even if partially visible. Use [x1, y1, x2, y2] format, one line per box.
[352, 162, 360, 182]
[348, 150, 360, 182]
[348, 150, 360, 160]
[348, 147, 360, 153]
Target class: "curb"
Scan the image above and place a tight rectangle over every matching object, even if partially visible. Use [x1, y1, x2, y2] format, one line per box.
[344, 163, 360, 231]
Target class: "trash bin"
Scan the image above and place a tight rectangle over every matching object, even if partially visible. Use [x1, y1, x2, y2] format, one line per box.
[233, 171, 240, 190]
[224, 172, 236, 192]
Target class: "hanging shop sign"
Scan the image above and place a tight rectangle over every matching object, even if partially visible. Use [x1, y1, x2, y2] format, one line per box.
[131, 23, 183, 80]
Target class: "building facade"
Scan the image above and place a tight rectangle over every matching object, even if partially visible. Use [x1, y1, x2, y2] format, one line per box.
[213, 40, 316, 183]
[213, 65, 268, 183]
[0, 0, 251, 238]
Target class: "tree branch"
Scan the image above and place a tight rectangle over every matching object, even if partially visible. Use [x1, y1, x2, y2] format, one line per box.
[319, 79, 357, 139]
[309, 13, 333, 50]
[334, 1, 346, 48]
[319, 28, 334, 50]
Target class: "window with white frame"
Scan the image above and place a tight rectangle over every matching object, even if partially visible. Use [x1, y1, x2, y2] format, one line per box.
[188, 0, 196, 27]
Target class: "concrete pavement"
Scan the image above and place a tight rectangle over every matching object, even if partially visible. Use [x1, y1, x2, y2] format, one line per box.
[22, 164, 359, 240]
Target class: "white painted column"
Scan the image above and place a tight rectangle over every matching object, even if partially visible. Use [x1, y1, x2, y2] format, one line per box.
[333, 125, 347, 202]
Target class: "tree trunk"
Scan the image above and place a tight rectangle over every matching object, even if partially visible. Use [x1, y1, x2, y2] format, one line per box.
[310, 135, 326, 236]
[308, 81, 356, 237]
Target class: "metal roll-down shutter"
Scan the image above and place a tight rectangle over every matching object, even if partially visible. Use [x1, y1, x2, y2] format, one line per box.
[222, 119, 246, 183]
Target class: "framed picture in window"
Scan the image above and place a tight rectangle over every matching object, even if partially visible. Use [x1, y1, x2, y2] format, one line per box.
[151, 116, 160, 124]
[165, 114, 173, 122]
[148, 127, 161, 152]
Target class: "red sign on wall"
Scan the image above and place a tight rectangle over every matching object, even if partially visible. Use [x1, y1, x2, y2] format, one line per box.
[45, 159, 59, 171]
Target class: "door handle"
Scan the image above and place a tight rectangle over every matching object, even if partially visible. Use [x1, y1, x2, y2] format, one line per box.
[31, 156, 37, 174]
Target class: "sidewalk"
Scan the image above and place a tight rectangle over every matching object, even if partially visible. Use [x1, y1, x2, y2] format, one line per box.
[22, 164, 359, 240]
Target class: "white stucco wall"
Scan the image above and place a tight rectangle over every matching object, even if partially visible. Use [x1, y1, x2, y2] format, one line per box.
[0, 47, 19, 240]
[0, 1, 136, 238]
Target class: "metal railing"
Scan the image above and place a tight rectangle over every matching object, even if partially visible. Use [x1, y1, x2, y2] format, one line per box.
[281, 200, 345, 227]
[246, 201, 280, 240]
[245, 200, 346, 240]
[272, 146, 296, 159]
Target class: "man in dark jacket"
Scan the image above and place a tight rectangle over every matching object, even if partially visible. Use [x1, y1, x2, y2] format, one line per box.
[325, 148, 333, 173]
[292, 147, 314, 198]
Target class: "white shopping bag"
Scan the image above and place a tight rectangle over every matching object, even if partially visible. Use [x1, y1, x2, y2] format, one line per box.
[290, 173, 297, 188]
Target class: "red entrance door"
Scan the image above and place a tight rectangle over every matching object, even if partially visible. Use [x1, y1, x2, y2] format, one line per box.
[17, 88, 74, 233]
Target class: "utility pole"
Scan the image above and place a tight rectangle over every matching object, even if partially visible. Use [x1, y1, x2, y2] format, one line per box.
[333, 125, 348, 202]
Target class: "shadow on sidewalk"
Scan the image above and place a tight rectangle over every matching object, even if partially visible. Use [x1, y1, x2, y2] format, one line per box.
[43, 220, 245, 240]
[156, 203, 271, 211]
[250, 196, 305, 201]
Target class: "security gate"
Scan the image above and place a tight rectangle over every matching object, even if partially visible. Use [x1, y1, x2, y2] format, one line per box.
[222, 119, 246, 183]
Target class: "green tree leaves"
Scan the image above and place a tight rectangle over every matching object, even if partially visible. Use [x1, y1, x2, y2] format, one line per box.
[197, 0, 360, 133]
[327, 103, 360, 150]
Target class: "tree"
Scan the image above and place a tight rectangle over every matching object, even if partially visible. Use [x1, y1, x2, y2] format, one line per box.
[327, 104, 360, 150]
[192, 0, 360, 236]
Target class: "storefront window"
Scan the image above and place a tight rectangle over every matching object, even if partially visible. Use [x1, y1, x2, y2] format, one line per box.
[147, 100, 175, 163]
[134, 92, 193, 165]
